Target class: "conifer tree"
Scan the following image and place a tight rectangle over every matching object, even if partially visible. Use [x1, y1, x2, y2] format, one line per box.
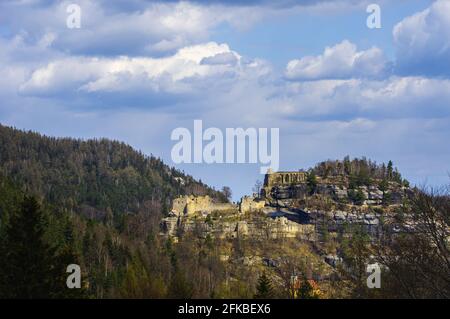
[0, 197, 55, 298]
[0, 196, 84, 298]
[254, 272, 273, 299]
[387, 160, 394, 180]
[306, 171, 318, 195]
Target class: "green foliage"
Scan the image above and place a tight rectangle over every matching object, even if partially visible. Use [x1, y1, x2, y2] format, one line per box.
[0, 124, 229, 299]
[205, 214, 213, 226]
[402, 179, 410, 188]
[254, 272, 273, 299]
[0, 124, 223, 217]
[0, 176, 23, 239]
[313, 156, 407, 186]
[348, 189, 366, 205]
[349, 170, 371, 188]
[387, 160, 393, 179]
[378, 178, 388, 192]
[382, 191, 392, 206]
[0, 196, 85, 298]
[306, 171, 318, 195]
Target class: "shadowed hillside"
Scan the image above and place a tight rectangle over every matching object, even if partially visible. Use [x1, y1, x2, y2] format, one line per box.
[0, 124, 227, 220]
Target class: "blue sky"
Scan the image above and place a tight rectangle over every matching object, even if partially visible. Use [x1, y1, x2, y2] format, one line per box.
[0, 0, 449, 200]
[213, 0, 432, 67]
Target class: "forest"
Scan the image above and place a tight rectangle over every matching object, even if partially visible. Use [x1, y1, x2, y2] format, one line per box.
[0, 124, 448, 299]
[0, 124, 226, 298]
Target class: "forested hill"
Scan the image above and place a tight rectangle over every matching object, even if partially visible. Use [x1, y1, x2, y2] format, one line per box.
[0, 124, 226, 218]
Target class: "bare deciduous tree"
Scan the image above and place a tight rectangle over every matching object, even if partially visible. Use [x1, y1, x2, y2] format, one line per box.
[373, 186, 450, 298]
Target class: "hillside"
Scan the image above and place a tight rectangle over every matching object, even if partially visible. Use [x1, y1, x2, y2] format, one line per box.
[0, 124, 227, 220]
[0, 123, 230, 298]
[0, 124, 447, 299]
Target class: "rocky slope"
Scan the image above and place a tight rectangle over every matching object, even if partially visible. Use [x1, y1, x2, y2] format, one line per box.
[161, 158, 412, 243]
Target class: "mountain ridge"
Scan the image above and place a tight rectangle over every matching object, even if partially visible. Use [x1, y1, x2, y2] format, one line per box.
[0, 123, 227, 220]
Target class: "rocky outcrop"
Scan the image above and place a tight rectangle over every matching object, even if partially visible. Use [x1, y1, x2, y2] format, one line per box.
[162, 167, 412, 242]
[262, 168, 412, 207]
[305, 209, 385, 235]
[161, 214, 315, 241]
[265, 181, 408, 206]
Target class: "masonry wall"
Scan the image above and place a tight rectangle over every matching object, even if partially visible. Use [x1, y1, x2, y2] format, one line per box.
[264, 172, 307, 188]
[239, 196, 266, 213]
[171, 195, 237, 216]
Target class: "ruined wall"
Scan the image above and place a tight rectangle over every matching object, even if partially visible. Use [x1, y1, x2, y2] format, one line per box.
[264, 171, 307, 188]
[171, 197, 189, 216]
[171, 195, 237, 216]
[239, 195, 266, 213]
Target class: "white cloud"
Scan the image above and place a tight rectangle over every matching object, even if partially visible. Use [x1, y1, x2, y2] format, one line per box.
[285, 40, 391, 81]
[18, 42, 268, 97]
[0, 0, 273, 57]
[0, 1, 209, 55]
[0, 0, 378, 59]
[277, 75, 450, 121]
[393, 0, 450, 76]
[201, 52, 239, 66]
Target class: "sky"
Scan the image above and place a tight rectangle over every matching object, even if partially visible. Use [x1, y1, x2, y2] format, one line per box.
[0, 0, 449, 201]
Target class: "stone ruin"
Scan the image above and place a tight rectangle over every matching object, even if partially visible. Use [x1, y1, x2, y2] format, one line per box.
[161, 169, 412, 241]
[170, 195, 237, 217]
[239, 195, 265, 214]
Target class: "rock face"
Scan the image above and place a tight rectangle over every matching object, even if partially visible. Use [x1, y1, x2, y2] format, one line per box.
[171, 195, 237, 216]
[262, 170, 409, 206]
[333, 186, 348, 200]
[161, 214, 316, 240]
[162, 168, 412, 242]
[306, 209, 382, 235]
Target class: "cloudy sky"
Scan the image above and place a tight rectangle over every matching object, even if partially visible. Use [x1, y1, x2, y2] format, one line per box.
[1, 0, 449, 200]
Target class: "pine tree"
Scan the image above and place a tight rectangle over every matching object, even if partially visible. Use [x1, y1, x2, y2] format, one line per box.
[306, 171, 318, 195]
[0, 196, 84, 298]
[0, 196, 55, 298]
[254, 272, 273, 299]
[387, 160, 393, 180]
